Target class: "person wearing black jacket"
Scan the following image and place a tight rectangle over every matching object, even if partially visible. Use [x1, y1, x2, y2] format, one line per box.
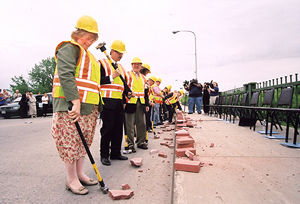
[19, 93, 29, 118]
[164, 90, 182, 124]
[186, 79, 203, 114]
[98, 40, 128, 166]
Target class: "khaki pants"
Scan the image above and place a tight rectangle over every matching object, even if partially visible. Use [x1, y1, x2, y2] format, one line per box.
[125, 100, 146, 147]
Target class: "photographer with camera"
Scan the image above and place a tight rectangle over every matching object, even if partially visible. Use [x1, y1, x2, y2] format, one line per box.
[203, 83, 210, 114]
[184, 79, 203, 114]
[209, 82, 219, 105]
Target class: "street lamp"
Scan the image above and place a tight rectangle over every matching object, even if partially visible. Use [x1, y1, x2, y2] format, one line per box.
[172, 30, 198, 80]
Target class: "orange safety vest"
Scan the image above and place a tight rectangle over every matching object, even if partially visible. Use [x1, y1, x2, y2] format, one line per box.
[99, 59, 126, 99]
[52, 40, 101, 105]
[165, 93, 178, 105]
[150, 84, 163, 104]
[127, 71, 146, 104]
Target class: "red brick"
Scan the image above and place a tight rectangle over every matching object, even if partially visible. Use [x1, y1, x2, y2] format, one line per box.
[210, 143, 214, 148]
[177, 123, 187, 127]
[177, 119, 186, 123]
[185, 150, 195, 160]
[130, 158, 143, 167]
[186, 121, 195, 127]
[164, 136, 173, 141]
[109, 190, 134, 200]
[158, 152, 167, 158]
[166, 127, 172, 131]
[175, 148, 196, 157]
[168, 144, 174, 149]
[174, 158, 201, 173]
[177, 143, 194, 149]
[138, 169, 143, 172]
[160, 142, 169, 147]
[149, 149, 159, 154]
[121, 184, 131, 190]
[175, 129, 190, 136]
[176, 137, 195, 145]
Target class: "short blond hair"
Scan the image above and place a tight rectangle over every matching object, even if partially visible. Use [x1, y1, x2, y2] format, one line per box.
[71, 29, 98, 42]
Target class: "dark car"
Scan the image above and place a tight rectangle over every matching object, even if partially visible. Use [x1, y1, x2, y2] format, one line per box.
[36, 93, 53, 116]
[0, 97, 22, 118]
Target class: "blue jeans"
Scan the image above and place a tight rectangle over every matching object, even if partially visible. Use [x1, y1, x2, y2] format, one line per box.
[188, 96, 202, 113]
[153, 103, 161, 125]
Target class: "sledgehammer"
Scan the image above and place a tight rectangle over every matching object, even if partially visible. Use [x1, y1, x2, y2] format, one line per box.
[68, 106, 109, 194]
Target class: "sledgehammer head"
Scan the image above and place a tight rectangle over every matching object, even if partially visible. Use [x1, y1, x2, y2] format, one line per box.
[100, 186, 109, 194]
[96, 42, 106, 52]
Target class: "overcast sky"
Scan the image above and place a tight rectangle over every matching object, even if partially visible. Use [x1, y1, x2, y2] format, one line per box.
[1, 0, 300, 92]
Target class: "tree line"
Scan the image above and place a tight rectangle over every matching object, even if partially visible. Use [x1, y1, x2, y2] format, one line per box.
[10, 57, 56, 94]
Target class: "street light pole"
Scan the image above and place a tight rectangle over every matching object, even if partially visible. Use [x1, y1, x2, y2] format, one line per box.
[172, 30, 197, 80]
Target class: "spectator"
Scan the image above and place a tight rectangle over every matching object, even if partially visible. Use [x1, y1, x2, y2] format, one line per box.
[42, 93, 49, 117]
[209, 82, 219, 105]
[13, 90, 22, 99]
[19, 94, 29, 118]
[28, 92, 37, 118]
[3, 89, 11, 103]
[186, 79, 203, 114]
[202, 83, 210, 114]
[0, 93, 5, 106]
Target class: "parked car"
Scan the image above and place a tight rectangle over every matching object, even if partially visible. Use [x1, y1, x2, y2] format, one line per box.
[35, 93, 53, 116]
[0, 93, 53, 118]
[0, 97, 22, 118]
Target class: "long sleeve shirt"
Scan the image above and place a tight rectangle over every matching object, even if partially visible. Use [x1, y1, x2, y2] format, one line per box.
[53, 42, 94, 115]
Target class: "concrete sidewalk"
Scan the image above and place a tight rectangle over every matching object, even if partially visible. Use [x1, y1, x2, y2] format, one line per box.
[173, 114, 300, 204]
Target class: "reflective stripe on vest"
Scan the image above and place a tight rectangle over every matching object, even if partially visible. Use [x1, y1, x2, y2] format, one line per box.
[52, 40, 100, 105]
[99, 59, 125, 99]
[165, 93, 178, 105]
[127, 71, 146, 104]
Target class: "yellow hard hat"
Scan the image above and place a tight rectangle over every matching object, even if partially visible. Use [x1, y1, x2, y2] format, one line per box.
[142, 63, 151, 72]
[76, 15, 98, 34]
[166, 85, 172, 91]
[132, 57, 142, 64]
[148, 75, 157, 82]
[110, 40, 126, 53]
[156, 77, 162, 83]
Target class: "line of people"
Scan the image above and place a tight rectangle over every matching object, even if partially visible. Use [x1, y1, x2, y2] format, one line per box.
[50, 15, 184, 195]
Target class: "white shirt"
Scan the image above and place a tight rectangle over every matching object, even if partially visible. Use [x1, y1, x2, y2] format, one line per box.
[42, 96, 49, 104]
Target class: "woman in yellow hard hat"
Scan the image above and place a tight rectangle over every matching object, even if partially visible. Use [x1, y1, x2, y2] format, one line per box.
[140, 63, 151, 76]
[163, 90, 183, 124]
[51, 15, 100, 195]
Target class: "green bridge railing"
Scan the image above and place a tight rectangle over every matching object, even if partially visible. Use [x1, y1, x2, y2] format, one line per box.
[221, 73, 300, 108]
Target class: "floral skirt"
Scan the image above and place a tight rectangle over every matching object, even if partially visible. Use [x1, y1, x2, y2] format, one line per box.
[51, 107, 98, 163]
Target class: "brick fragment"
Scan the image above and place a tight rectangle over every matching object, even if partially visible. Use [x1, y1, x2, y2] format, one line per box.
[121, 184, 131, 190]
[177, 123, 187, 127]
[175, 129, 190, 136]
[166, 127, 172, 131]
[164, 136, 173, 141]
[177, 143, 194, 149]
[186, 121, 195, 127]
[176, 137, 195, 145]
[160, 142, 169, 147]
[149, 149, 159, 155]
[210, 143, 214, 148]
[185, 150, 195, 160]
[177, 119, 186, 123]
[174, 158, 201, 173]
[138, 169, 143, 172]
[157, 131, 163, 134]
[130, 158, 143, 167]
[154, 134, 160, 139]
[109, 190, 134, 200]
[175, 148, 196, 157]
[168, 144, 174, 149]
[158, 152, 167, 158]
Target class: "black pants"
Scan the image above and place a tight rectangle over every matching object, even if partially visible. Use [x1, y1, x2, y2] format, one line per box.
[42, 104, 48, 116]
[145, 106, 152, 131]
[167, 105, 175, 123]
[100, 106, 124, 158]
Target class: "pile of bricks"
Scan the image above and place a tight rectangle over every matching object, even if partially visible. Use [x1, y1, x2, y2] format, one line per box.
[174, 111, 201, 173]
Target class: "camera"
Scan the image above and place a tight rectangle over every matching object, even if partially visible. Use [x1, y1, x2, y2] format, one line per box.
[204, 80, 214, 89]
